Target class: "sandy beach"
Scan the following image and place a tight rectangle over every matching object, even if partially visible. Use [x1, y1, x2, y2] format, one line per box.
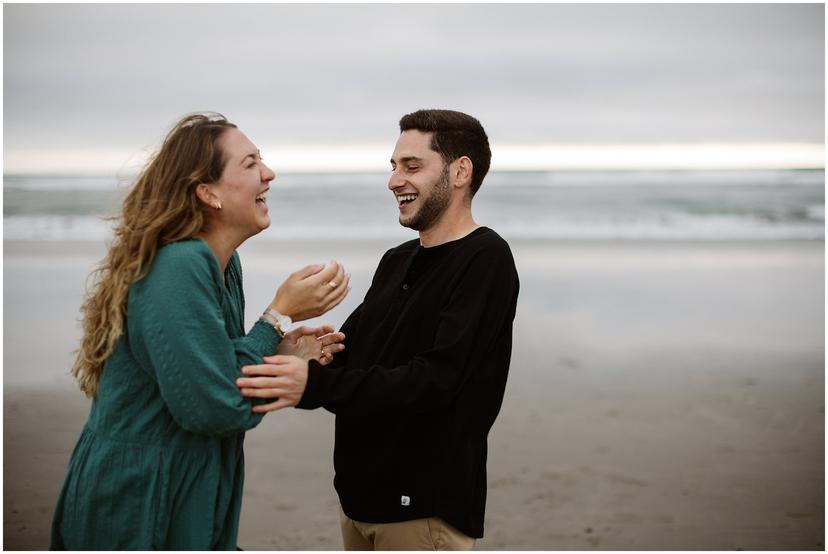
[4, 238, 824, 550]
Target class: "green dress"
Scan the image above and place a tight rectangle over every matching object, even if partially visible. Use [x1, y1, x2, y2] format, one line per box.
[50, 238, 280, 550]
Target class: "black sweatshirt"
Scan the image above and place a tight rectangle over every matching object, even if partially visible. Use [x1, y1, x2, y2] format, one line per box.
[297, 226, 519, 538]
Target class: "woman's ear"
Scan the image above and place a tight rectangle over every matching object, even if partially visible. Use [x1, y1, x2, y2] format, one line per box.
[195, 183, 222, 210]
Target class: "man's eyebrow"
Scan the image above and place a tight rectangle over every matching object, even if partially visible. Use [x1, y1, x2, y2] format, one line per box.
[390, 156, 423, 165]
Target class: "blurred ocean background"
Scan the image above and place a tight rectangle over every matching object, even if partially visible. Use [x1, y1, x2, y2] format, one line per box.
[4, 169, 824, 243]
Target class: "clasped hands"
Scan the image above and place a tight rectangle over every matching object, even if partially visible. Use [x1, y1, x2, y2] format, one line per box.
[236, 325, 344, 413]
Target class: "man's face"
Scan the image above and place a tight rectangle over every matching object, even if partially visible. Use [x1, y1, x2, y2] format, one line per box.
[388, 130, 452, 231]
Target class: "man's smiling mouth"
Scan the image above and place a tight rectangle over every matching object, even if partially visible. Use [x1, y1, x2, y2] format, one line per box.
[396, 193, 418, 207]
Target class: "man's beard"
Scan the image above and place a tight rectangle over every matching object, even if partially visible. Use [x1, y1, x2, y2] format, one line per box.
[400, 165, 451, 231]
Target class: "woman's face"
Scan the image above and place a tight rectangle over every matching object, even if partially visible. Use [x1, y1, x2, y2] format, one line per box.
[211, 128, 276, 239]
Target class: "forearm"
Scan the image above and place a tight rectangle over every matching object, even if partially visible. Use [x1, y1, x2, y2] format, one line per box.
[297, 353, 467, 416]
[139, 305, 281, 436]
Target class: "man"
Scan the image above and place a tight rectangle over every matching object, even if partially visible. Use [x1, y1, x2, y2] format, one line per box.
[237, 109, 519, 550]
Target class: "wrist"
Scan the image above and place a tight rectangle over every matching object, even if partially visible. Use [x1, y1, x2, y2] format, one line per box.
[270, 298, 293, 320]
[262, 306, 293, 337]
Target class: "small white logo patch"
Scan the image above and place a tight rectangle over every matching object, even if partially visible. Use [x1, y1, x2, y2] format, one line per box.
[401, 495, 410, 506]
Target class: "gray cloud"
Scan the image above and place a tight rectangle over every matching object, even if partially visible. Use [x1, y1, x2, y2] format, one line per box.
[4, 3, 824, 152]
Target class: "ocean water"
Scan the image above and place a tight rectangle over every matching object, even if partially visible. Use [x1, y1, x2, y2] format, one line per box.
[3, 170, 824, 241]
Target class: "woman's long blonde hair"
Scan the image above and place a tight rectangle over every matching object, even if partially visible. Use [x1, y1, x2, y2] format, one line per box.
[72, 113, 236, 398]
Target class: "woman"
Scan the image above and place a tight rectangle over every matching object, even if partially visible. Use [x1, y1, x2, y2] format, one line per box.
[50, 113, 348, 550]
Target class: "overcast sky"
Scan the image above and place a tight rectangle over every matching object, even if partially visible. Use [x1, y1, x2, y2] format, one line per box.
[4, 3, 824, 172]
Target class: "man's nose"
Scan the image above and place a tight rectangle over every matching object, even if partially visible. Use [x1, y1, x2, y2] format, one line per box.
[388, 170, 403, 190]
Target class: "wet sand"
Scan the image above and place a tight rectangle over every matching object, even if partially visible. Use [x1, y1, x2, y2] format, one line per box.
[4, 239, 824, 549]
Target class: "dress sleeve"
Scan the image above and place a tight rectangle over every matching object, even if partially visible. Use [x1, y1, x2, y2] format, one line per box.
[127, 243, 279, 436]
[297, 245, 519, 416]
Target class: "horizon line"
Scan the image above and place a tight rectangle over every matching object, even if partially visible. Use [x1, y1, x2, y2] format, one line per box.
[4, 142, 824, 175]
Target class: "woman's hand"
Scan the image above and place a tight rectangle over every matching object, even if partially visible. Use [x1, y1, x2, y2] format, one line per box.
[276, 325, 345, 365]
[271, 261, 350, 322]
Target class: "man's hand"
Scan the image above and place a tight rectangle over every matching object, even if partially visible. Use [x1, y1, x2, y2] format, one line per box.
[276, 325, 345, 365]
[237, 355, 309, 412]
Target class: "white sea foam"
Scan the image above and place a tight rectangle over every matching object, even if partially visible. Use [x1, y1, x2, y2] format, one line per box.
[4, 216, 115, 241]
[806, 204, 825, 221]
[4, 170, 823, 242]
[4, 214, 823, 242]
[5, 169, 824, 190]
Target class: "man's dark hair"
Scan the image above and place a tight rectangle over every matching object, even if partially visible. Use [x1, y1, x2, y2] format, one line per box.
[399, 109, 491, 197]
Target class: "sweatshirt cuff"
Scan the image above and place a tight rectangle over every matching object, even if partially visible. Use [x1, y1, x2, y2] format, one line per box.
[296, 359, 325, 410]
[248, 319, 282, 358]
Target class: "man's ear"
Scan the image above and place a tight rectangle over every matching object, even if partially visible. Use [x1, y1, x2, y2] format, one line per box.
[452, 156, 473, 190]
[195, 183, 222, 210]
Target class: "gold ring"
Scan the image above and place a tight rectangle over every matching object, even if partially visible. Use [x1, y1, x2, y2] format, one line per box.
[328, 281, 338, 289]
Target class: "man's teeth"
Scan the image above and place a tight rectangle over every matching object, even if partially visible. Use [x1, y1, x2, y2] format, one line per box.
[397, 194, 417, 203]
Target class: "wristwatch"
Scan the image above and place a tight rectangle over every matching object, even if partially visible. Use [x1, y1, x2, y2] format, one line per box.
[261, 308, 293, 337]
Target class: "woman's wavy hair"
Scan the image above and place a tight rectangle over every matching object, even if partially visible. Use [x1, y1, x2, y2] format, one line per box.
[72, 113, 236, 398]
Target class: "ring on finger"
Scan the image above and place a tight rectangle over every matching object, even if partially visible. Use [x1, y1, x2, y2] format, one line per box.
[327, 281, 338, 289]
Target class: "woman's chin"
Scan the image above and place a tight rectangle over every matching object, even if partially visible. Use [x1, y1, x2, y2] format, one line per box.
[239, 220, 271, 242]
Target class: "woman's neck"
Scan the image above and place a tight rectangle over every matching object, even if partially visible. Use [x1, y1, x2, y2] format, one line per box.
[195, 230, 241, 274]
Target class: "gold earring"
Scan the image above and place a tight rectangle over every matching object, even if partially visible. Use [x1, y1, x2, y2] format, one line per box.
[213, 202, 222, 210]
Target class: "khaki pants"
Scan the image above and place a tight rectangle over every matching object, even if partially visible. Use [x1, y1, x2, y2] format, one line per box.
[339, 506, 476, 551]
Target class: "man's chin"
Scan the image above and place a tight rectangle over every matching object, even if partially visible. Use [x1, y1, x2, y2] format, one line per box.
[399, 212, 415, 229]
[399, 216, 419, 231]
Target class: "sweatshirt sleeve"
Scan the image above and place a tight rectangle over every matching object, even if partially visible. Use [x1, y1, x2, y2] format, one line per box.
[128, 242, 279, 436]
[318, 246, 392, 373]
[296, 244, 519, 416]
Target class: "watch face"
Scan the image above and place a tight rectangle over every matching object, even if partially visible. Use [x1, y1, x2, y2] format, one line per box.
[277, 315, 292, 332]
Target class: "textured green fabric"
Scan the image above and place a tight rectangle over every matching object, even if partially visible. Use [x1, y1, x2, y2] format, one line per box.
[51, 238, 280, 550]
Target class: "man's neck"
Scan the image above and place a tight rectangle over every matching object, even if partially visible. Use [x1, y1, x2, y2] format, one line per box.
[418, 207, 479, 248]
